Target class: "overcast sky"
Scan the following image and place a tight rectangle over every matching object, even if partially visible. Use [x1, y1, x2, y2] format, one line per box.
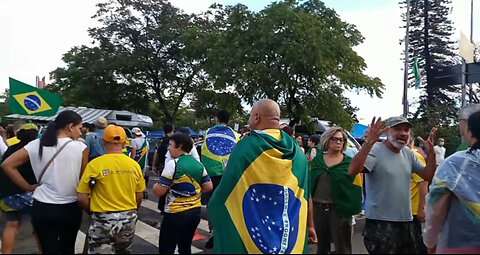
[1, 0, 478, 124]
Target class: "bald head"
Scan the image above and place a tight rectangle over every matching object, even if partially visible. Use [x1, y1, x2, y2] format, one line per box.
[249, 99, 281, 130]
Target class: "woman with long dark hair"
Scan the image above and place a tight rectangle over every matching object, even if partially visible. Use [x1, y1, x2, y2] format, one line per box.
[424, 111, 480, 253]
[2, 110, 88, 254]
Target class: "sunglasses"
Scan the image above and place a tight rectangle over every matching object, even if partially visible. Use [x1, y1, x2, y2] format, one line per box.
[330, 137, 345, 143]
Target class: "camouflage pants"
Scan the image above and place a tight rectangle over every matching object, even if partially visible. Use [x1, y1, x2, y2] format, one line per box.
[88, 210, 138, 254]
[363, 219, 423, 254]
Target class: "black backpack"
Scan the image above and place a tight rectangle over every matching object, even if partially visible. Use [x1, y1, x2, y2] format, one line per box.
[156, 136, 170, 169]
[156, 136, 171, 212]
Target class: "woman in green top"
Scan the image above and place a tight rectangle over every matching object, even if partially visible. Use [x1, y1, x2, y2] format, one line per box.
[310, 127, 362, 254]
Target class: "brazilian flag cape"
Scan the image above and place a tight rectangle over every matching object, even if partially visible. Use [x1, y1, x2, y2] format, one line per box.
[310, 153, 362, 217]
[201, 124, 240, 177]
[209, 129, 310, 254]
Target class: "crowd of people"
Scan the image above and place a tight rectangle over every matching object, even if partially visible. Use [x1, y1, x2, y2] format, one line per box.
[0, 100, 480, 254]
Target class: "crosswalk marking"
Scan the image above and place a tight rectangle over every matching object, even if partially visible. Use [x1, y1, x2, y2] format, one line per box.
[75, 231, 86, 254]
[141, 199, 210, 233]
[73, 200, 206, 254]
[140, 199, 161, 212]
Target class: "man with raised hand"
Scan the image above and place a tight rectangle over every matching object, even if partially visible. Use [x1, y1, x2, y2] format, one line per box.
[349, 116, 437, 254]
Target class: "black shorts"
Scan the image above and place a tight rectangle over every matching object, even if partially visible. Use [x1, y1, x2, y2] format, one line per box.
[3, 210, 26, 222]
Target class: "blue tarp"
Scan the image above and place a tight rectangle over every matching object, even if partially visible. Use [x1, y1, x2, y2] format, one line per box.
[351, 123, 368, 138]
[351, 123, 387, 139]
[176, 127, 199, 137]
[147, 130, 165, 138]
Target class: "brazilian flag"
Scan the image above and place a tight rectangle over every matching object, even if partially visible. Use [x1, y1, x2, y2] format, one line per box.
[310, 154, 363, 217]
[201, 124, 240, 177]
[9, 78, 62, 116]
[209, 129, 310, 254]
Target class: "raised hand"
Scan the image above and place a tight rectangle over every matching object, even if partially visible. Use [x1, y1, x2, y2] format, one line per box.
[365, 117, 387, 146]
[418, 127, 437, 155]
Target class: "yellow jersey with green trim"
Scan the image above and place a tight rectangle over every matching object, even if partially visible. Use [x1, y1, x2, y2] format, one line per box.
[77, 153, 146, 213]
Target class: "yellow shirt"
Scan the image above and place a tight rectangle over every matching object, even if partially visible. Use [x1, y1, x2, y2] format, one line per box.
[411, 148, 426, 215]
[7, 136, 20, 146]
[77, 153, 146, 213]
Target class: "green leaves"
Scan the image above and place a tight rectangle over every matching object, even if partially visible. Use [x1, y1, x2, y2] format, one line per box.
[204, 0, 384, 128]
[50, 0, 384, 131]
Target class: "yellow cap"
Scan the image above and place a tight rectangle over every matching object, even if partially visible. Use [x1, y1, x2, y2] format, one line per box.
[103, 125, 126, 143]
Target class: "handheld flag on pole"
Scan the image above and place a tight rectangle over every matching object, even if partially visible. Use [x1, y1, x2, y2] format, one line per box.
[9, 77, 62, 116]
[413, 57, 421, 88]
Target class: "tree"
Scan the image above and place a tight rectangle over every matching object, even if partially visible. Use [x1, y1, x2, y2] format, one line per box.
[204, 0, 383, 127]
[191, 90, 244, 126]
[0, 89, 11, 118]
[401, 0, 458, 126]
[49, 45, 149, 113]
[51, 0, 213, 125]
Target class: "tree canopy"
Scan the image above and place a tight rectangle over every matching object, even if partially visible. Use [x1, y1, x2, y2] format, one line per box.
[203, 0, 383, 129]
[50, 0, 384, 131]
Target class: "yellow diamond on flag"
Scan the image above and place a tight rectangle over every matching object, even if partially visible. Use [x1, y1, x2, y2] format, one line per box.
[13, 91, 52, 115]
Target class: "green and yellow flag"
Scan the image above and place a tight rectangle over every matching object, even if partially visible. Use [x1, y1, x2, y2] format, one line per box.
[9, 77, 62, 116]
[201, 124, 240, 177]
[209, 129, 310, 254]
[310, 154, 363, 217]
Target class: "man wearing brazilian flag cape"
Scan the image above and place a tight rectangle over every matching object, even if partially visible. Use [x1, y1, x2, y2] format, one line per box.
[209, 99, 317, 254]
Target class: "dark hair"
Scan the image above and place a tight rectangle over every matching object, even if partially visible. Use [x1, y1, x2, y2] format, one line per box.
[309, 135, 320, 145]
[6, 124, 15, 139]
[39, 110, 82, 158]
[17, 129, 38, 144]
[84, 123, 95, 132]
[164, 123, 173, 134]
[170, 133, 193, 152]
[468, 111, 480, 150]
[217, 110, 230, 124]
[282, 125, 294, 136]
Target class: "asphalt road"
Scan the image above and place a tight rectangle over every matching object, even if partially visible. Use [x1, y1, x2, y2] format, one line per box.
[0, 172, 368, 254]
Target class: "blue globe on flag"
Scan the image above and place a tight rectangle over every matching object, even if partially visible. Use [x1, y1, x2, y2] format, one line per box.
[24, 94, 42, 111]
[206, 126, 237, 157]
[243, 183, 301, 254]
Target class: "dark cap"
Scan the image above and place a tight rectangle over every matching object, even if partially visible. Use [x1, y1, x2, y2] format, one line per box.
[386, 116, 412, 128]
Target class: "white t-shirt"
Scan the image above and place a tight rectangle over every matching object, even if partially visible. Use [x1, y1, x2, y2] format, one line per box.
[164, 145, 200, 165]
[131, 137, 148, 151]
[24, 137, 87, 204]
[434, 145, 446, 165]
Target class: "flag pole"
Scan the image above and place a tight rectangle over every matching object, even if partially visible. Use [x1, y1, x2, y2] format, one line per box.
[403, 0, 411, 117]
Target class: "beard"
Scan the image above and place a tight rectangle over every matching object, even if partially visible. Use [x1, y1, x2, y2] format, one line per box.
[388, 136, 407, 150]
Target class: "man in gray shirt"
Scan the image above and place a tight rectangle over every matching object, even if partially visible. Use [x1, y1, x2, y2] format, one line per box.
[349, 116, 437, 254]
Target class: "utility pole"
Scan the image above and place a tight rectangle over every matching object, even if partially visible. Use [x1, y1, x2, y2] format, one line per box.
[468, 0, 474, 103]
[471, 0, 474, 42]
[403, 0, 411, 117]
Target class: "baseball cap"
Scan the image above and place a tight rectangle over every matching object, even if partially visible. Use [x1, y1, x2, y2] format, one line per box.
[386, 116, 412, 128]
[95, 117, 108, 128]
[103, 125, 126, 143]
[18, 123, 38, 132]
[132, 127, 144, 137]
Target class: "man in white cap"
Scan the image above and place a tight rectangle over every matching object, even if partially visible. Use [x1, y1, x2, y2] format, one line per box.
[131, 127, 149, 197]
[85, 117, 108, 161]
